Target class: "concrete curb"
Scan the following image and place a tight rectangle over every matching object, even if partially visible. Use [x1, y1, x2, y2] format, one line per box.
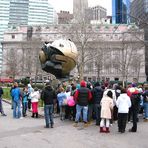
[2, 99, 59, 118]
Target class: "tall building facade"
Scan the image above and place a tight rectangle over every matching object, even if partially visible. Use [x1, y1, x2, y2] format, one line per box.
[112, 0, 130, 24]
[9, 0, 29, 26]
[1, 24, 146, 82]
[88, 5, 107, 21]
[0, 0, 57, 74]
[130, 0, 148, 81]
[130, 0, 148, 25]
[73, 0, 88, 22]
[0, 0, 10, 72]
[28, 0, 56, 25]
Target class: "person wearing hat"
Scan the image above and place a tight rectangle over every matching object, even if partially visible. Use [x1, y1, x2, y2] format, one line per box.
[73, 80, 92, 127]
[27, 84, 34, 110]
[41, 82, 56, 128]
[128, 85, 141, 132]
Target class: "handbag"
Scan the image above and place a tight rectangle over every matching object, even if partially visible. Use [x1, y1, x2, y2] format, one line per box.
[67, 96, 75, 107]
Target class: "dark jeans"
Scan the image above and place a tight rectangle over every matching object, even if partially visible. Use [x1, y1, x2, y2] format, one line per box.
[44, 104, 54, 126]
[113, 106, 118, 121]
[118, 113, 128, 132]
[131, 107, 138, 132]
[128, 107, 132, 122]
[0, 98, 4, 114]
[94, 104, 101, 125]
[22, 102, 27, 117]
[88, 104, 94, 122]
[28, 99, 31, 110]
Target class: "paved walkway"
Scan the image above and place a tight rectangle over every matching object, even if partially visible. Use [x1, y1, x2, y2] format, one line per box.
[0, 101, 148, 148]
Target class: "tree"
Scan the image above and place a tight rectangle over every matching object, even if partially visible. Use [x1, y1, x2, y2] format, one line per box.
[111, 30, 145, 83]
[63, 21, 97, 81]
[3, 48, 22, 79]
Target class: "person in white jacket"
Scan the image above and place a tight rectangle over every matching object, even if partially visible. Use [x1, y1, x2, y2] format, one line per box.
[30, 88, 40, 118]
[116, 88, 131, 133]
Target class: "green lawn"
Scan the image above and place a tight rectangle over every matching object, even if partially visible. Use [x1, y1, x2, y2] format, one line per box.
[2, 87, 43, 107]
[3, 87, 11, 100]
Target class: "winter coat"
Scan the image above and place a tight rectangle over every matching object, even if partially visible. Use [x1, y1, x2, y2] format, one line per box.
[92, 86, 103, 104]
[143, 90, 148, 103]
[57, 92, 67, 106]
[74, 87, 92, 106]
[30, 91, 40, 103]
[0, 87, 3, 98]
[116, 93, 131, 113]
[100, 96, 113, 119]
[104, 89, 116, 106]
[28, 86, 34, 100]
[11, 87, 21, 102]
[41, 86, 56, 105]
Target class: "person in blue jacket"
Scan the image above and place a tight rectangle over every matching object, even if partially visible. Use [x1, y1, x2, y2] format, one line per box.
[11, 82, 22, 119]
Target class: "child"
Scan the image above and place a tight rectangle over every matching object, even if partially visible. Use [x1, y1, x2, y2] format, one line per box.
[30, 88, 40, 118]
[22, 87, 28, 117]
[100, 91, 113, 133]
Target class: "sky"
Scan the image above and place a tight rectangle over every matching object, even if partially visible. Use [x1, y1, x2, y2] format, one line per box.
[49, 0, 112, 15]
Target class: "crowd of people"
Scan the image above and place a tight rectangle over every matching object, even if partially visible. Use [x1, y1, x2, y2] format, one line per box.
[0, 80, 148, 134]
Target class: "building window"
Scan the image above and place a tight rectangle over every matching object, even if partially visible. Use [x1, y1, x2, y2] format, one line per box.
[12, 35, 15, 39]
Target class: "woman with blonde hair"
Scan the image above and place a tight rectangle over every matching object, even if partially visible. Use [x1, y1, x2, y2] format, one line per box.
[57, 87, 67, 120]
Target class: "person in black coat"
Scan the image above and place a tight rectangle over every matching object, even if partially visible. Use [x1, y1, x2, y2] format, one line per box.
[129, 92, 140, 132]
[41, 82, 56, 128]
[92, 82, 104, 125]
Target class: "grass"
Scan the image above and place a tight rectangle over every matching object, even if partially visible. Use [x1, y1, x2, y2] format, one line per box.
[2, 87, 44, 107]
[3, 87, 11, 100]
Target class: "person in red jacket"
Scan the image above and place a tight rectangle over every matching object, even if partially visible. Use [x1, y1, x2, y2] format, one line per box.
[73, 80, 92, 127]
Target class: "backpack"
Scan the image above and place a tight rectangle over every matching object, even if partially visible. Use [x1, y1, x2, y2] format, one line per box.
[131, 94, 140, 108]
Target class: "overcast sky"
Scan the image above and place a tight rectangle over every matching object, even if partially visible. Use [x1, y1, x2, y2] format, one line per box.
[49, 0, 112, 15]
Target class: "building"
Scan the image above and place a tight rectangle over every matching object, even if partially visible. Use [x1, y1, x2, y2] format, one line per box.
[112, 0, 130, 24]
[130, 0, 148, 81]
[0, 0, 57, 74]
[0, 0, 10, 72]
[90, 5, 107, 21]
[8, 0, 29, 26]
[9, 0, 57, 26]
[57, 11, 73, 24]
[1, 24, 146, 82]
[73, 0, 88, 22]
[28, 0, 56, 25]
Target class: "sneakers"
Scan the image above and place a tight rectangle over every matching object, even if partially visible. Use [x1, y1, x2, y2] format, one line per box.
[83, 122, 89, 128]
[73, 122, 78, 127]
